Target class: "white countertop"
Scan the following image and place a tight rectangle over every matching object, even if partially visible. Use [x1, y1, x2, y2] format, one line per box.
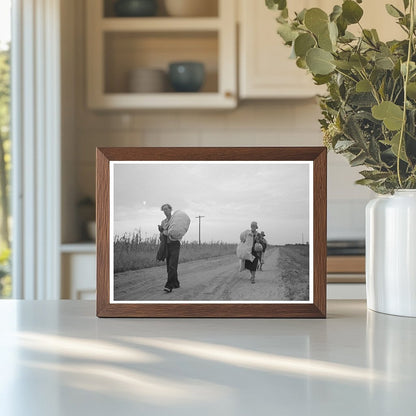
[0, 300, 415, 415]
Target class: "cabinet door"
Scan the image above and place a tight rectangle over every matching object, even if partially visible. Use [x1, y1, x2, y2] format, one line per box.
[239, 0, 326, 99]
[62, 253, 96, 300]
[239, 0, 404, 99]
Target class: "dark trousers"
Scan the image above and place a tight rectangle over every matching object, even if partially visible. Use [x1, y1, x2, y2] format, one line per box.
[165, 241, 180, 289]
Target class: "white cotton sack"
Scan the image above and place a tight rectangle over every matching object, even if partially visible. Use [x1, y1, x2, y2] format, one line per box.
[168, 210, 191, 240]
[236, 241, 254, 261]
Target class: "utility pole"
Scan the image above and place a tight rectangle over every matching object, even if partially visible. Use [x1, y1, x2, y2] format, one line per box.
[195, 215, 205, 245]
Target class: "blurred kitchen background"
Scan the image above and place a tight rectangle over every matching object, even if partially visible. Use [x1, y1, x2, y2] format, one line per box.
[3, 0, 403, 300]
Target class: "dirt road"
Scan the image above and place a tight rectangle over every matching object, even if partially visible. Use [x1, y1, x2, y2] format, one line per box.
[114, 246, 309, 302]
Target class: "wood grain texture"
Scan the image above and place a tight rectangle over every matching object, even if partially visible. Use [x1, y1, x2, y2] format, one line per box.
[96, 147, 327, 318]
[97, 147, 326, 161]
[313, 148, 327, 318]
[96, 148, 110, 317]
[327, 256, 365, 274]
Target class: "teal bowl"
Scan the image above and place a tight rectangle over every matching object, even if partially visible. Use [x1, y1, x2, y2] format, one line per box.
[114, 0, 157, 17]
[168, 62, 205, 92]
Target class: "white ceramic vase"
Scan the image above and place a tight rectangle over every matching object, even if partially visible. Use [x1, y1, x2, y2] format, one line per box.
[366, 190, 416, 317]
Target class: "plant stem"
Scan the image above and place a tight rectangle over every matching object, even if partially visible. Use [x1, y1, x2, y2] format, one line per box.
[358, 69, 381, 104]
[393, 85, 404, 104]
[397, 0, 415, 188]
[390, 79, 398, 102]
[334, 68, 358, 84]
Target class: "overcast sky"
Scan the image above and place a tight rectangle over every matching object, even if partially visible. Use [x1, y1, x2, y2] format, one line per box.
[112, 162, 311, 245]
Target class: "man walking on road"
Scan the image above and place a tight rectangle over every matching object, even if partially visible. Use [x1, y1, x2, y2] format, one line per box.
[159, 203, 181, 293]
[258, 231, 267, 271]
[239, 221, 261, 284]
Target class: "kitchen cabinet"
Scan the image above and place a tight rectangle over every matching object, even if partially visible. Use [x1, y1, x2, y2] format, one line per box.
[86, 0, 403, 107]
[327, 254, 366, 299]
[238, 0, 404, 99]
[238, 0, 325, 99]
[61, 245, 96, 300]
[86, 0, 237, 109]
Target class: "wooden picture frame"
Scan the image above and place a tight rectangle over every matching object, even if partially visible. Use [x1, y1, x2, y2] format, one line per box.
[96, 147, 327, 318]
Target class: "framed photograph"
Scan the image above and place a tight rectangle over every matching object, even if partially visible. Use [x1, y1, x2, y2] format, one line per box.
[96, 147, 327, 318]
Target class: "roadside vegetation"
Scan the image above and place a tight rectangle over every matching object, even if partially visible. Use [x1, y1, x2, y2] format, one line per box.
[114, 232, 237, 273]
[278, 244, 310, 300]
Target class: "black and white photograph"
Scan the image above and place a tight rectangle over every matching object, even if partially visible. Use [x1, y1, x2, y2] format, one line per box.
[110, 161, 313, 303]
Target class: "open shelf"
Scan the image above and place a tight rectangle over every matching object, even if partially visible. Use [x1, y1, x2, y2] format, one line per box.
[61, 243, 96, 254]
[101, 17, 221, 31]
[90, 92, 234, 109]
[104, 31, 218, 94]
[103, 0, 219, 18]
[87, 0, 236, 109]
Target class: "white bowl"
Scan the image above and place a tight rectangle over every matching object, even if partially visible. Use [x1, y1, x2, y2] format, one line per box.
[164, 0, 217, 17]
[128, 68, 167, 93]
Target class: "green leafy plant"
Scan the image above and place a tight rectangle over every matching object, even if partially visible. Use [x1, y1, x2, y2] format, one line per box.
[266, 0, 416, 193]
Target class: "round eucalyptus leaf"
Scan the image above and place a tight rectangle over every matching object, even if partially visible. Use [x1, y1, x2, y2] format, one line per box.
[356, 80, 372, 92]
[333, 60, 352, 70]
[277, 23, 299, 43]
[294, 33, 316, 57]
[313, 74, 332, 85]
[400, 61, 416, 76]
[388, 132, 408, 162]
[266, 0, 287, 11]
[328, 21, 338, 44]
[318, 28, 334, 52]
[350, 54, 368, 70]
[407, 82, 416, 99]
[375, 56, 395, 70]
[330, 5, 342, 22]
[306, 48, 335, 75]
[339, 31, 356, 43]
[342, 0, 363, 24]
[336, 15, 348, 36]
[304, 8, 328, 35]
[371, 101, 403, 131]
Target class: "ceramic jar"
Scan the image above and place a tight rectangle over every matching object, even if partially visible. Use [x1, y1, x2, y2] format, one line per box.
[168, 62, 205, 92]
[366, 190, 416, 317]
[164, 0, 217, 17]
[128, 68, 167, 93]
[114, 0, 158, 17]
